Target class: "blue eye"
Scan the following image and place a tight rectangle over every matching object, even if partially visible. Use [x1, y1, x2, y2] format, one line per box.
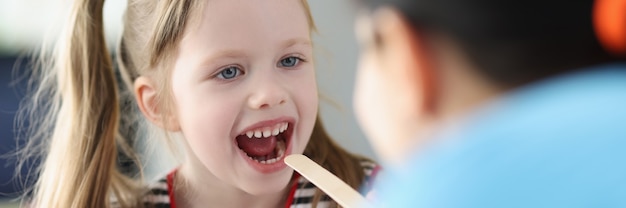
[216, 66, 241, 80]
[279, 56, 302, 67]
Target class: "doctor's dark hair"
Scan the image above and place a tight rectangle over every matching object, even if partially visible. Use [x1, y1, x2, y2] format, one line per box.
[362, 0, 625, 88]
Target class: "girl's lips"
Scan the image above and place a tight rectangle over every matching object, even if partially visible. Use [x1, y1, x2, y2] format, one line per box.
[235, 117, 295, 174]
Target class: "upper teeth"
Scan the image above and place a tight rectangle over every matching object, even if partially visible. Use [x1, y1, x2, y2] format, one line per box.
[244, 122, 288, 139]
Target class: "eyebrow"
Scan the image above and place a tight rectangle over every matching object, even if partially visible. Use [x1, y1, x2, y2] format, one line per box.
[198, 38, 312, 67]
[281, 38, 312, 49]
[195, 50, 248, 70]
[205, 50, 248, 61]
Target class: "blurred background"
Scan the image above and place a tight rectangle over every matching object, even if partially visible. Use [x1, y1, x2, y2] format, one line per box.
[0, 0, 375, 206]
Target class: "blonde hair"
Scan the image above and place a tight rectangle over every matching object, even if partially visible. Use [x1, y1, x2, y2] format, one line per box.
[17, 0, 371, 207]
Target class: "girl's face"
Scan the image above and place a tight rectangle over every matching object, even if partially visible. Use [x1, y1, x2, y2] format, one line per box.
[170, 0, 317, 194]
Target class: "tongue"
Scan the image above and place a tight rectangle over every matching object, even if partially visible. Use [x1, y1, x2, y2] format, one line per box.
[236, 135, 277, 157]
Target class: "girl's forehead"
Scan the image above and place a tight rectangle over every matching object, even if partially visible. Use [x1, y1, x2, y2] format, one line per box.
[186, 0, 311, 42]
[175, 0, 313, 70]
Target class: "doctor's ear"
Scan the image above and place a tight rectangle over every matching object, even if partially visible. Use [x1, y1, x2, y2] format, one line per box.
[361, 8, 439, 114]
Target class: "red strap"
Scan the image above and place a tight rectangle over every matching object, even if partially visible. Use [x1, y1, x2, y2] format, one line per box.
[284, 173, 301, 208]
[369, 165, 382, 185]
[167, 170, 178, 208]
[594, 0, 626, 55]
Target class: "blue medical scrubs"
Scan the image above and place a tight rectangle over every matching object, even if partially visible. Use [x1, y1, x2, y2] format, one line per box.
[376, 64, 626, 208]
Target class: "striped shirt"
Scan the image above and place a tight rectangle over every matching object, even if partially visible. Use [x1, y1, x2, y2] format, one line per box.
[142, 160, 380, 208]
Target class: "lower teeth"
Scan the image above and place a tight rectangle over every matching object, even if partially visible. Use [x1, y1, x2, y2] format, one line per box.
[249, 140, 286, 164]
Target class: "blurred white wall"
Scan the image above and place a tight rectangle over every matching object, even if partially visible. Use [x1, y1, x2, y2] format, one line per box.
[308, 0, 377, 159]
[0, 0, 126, 55]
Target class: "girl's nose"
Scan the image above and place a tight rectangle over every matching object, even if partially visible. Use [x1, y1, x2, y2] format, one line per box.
[247, 79, 288, 110]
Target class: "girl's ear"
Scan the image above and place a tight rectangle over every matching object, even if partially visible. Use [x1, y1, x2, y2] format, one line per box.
[373, 8, 439, 116]
[134, 76, 181, 131]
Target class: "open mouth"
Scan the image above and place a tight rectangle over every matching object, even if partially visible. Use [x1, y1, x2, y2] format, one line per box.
[235, 122, 292, 165]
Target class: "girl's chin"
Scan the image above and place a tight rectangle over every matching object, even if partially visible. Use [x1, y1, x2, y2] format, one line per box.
[237, 169, 295, 195]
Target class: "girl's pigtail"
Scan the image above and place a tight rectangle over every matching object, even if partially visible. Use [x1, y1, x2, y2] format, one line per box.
[31, 0, 129, 207]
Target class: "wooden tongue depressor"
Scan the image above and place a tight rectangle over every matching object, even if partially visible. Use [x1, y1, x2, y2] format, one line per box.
[284, 154, 375, 208]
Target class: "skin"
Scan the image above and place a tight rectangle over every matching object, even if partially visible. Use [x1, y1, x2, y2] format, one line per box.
[353, 8, 502, 166]
[135, 0, 318, 207]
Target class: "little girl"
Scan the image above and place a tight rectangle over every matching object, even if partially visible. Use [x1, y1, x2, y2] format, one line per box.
[18, 0, 378, 207]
